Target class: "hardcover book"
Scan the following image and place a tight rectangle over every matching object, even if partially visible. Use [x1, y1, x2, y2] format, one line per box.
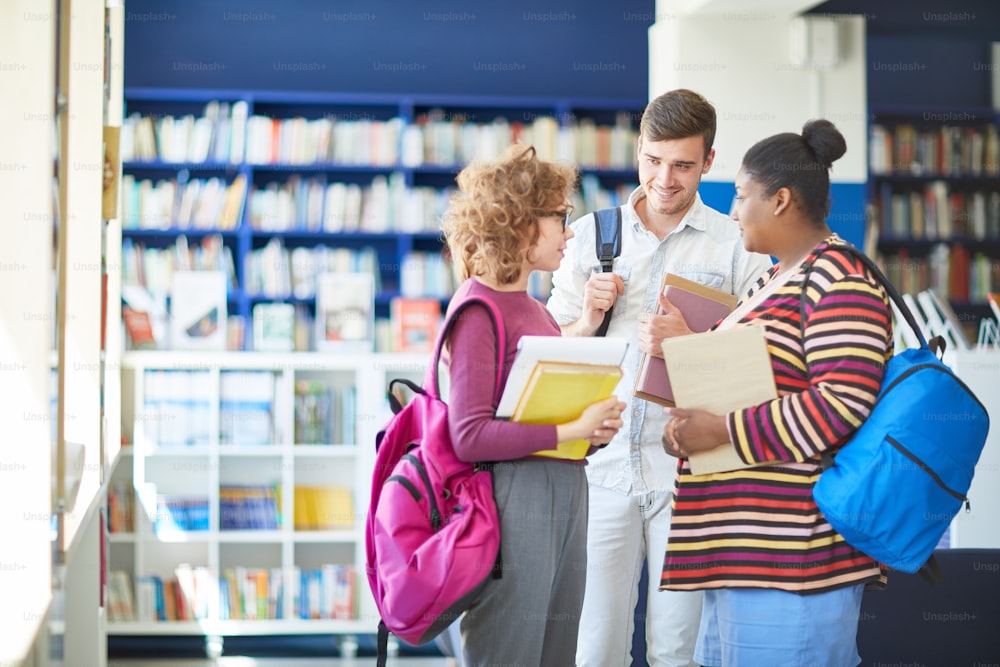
[634, 273, 737, 407]
[169, 270, 227, 351]
[661, 324, 777, 475]
[511, 361, 623, 460]
[253, 302, 296, 352]
[122, 305, 157, 350]
[390, 296, 441, 353]
[315, 272, 375, 352]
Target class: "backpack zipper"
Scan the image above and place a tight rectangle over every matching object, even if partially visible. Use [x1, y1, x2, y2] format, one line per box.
[401, 453, 442, 530]
[886, 435, 966, 503]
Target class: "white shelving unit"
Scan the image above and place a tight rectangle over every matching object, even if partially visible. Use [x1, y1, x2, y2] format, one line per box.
[950, 349, 1000, 549]
[110, 351, 429, 656]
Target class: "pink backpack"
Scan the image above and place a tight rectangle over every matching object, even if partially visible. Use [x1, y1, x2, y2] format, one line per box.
[365, 295, 505, 662]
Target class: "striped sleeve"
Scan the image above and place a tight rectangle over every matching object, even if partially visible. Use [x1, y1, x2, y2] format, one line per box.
[728, 253, 892, 465]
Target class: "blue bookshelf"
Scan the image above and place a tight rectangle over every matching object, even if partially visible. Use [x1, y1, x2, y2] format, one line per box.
[866, 103, 1000, 323]
[120, 87, 644, 349]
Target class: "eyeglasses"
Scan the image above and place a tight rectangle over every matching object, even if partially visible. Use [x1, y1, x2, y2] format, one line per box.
[536, 206, 574, 229]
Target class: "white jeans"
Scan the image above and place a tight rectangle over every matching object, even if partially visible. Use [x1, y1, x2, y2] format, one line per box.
[576, 484, 703, 667]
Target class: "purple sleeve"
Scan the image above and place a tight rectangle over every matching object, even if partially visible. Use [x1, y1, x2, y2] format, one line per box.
[445, 303, 559, 462]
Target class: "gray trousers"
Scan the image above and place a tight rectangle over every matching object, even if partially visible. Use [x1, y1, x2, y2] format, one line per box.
[456, 458, 589, 667]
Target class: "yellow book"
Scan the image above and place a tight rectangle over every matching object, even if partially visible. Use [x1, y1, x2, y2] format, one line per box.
[511, 361, 623, 460]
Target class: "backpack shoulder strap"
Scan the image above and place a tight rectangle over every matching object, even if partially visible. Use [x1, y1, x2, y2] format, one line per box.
[594, 207, 623, 272]
[593, 207, 623, 337]
[431, 294, 507, 406]
[798, 242, 938, 355]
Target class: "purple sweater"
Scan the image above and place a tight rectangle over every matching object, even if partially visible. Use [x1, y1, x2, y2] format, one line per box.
[443, 279, 561, 462]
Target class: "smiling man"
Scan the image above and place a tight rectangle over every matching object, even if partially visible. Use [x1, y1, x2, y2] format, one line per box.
[547, 88, 772, 667]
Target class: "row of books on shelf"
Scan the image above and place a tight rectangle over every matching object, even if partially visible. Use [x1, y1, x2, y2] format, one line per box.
[107, 482, 136, 534]
[122, 173, 636, 234]
[245, 241, 385, 300]
[877, 244, 999, 305]
[249, 173, 454, 234]
[293, 486, 354, 531]
[869, 122, 1000, 176]
[155, 496, 210, 532]
[123, 101, 247, 165]
[121, 240, 381, 300]
[121, 101, 638, 170]
[152, 484, 353, 533]
[122, 173, 247, 231]
[880, 184, 1000, 240]
[122, 271, 551, 354]
[108, 564, 355, 623]
[250, 298, 444, 355]
[219, 485, 279, 530]
[136, 368, 357, 446]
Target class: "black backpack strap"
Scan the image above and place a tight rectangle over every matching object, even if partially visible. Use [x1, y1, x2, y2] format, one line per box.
[593, 207, 623, 337]
[377, 619, 390, 667]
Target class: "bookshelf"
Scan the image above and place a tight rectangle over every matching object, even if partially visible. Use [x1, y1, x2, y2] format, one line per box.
[109, 351, 429, 655]
[867, 104, 1000, 334]
[119, 88, 644, 350]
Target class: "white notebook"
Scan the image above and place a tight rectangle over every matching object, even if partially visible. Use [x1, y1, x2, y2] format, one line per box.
[661, 325, 777, 475]
[495, 335, 629, 418]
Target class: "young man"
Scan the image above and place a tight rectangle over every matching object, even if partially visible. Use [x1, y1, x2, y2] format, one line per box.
[547, 88, 773, 667]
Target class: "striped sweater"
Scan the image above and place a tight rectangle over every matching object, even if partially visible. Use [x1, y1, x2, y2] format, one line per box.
[660, 238, 893, 594]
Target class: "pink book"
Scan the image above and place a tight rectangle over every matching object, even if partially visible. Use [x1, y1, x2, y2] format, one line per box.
[633, 275, 737, 407]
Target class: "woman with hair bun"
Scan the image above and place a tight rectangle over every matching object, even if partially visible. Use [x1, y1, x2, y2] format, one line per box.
[658, 120, 893, 666]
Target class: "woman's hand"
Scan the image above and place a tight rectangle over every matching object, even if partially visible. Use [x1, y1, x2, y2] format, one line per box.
[661, 407, 729, 458]
[557, 396, 626, 446]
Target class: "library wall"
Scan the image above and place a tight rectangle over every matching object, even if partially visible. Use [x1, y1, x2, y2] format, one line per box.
[122, 0, 653, 99]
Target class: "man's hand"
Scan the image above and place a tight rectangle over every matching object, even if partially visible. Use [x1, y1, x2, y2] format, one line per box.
[564, 271, 625, 337]
[637, 294, 693, 356]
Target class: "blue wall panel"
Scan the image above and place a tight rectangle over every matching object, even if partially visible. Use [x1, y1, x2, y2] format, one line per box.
[124, 0, 653, 98]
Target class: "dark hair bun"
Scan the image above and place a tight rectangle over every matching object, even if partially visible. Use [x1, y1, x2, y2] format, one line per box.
[801, 119, 846, 168]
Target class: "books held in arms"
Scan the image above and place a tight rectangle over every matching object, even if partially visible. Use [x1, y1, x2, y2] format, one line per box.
[315, 272, 375, 352]
[511, 361, 623, 460]
[169, 270, 227, 351]
[496, 335, 629, 460]
[390, 296, 441, 353]
[660, 325, 777, 475]
[634, 273, 737, 406]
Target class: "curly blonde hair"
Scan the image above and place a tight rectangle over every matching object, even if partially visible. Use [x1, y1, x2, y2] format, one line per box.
[442, 144, 578, 285]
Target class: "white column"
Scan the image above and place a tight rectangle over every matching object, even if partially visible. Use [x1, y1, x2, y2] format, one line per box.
[0, 0, 56, 664]
[648, 4, 868, 185]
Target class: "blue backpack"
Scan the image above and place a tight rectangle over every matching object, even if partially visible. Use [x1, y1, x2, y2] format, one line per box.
[802, 245, 990, 574]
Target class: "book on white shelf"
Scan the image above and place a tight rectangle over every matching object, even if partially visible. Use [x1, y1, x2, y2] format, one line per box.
[169, 270, 227, 351]
[253, 302, 296, 352]
[890, 299, 921, 351]
[390, 297, 441, 353]
[219, 370, 280, 445]
[924, 289, 972, 350]
[122, 283, 169, 347]
[978, 318, 1000, 350]
[916, 290, 961, 351]
[901, 293, 934, 343]
[315, 272, 375, 353]
[988, 292, 1000, 324]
